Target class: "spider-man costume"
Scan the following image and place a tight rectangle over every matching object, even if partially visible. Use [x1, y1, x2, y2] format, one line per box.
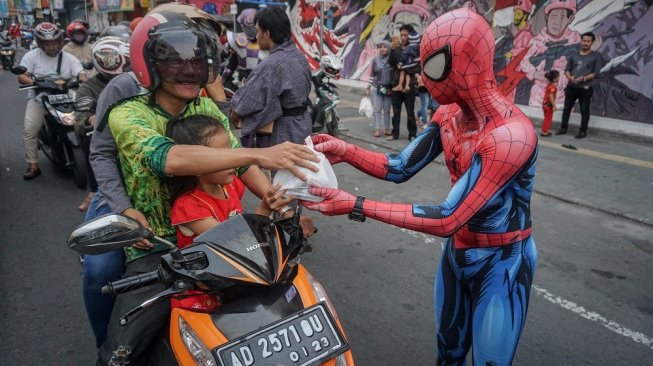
[304, 8, 538, 365]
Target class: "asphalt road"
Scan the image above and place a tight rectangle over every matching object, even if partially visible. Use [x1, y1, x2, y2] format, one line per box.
[0, 68, 651, 365]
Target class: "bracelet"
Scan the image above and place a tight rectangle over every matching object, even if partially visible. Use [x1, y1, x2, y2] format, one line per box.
[278, 206, 293, 217]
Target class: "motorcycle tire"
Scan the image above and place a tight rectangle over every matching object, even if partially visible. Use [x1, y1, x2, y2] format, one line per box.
[71, 146, 88, 189]
[7, 57, 14, 69]
[326, 110, 340, 138]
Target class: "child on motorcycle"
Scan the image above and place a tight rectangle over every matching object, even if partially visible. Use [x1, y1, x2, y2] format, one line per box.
[167, 114, 295, 247]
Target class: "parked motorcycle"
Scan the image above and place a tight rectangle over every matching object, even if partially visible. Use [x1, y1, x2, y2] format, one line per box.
[310, 55, 342, 138]
[68, 210, 355, 366]
[1, 41, 16, 70]
[11, 66, 87, 188]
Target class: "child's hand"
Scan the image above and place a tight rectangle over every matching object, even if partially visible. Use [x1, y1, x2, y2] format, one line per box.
[257, 184, 296, 216]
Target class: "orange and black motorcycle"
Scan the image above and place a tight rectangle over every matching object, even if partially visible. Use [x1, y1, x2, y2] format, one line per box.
[68, 210, 354, 366]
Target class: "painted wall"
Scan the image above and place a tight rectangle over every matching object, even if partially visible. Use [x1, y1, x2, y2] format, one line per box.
[283, 0, 653, 123]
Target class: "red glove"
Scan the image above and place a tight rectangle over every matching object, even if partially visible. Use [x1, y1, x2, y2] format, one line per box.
[301, 187, 356, 216]
[311, 134, 355, 165]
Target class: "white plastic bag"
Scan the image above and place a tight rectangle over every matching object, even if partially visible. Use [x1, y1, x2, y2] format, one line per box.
[272, 137, 338, 202]
[358, 96, 373, 118]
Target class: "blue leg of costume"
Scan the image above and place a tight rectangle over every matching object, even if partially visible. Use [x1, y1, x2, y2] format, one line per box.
[435, 238, 537, 366]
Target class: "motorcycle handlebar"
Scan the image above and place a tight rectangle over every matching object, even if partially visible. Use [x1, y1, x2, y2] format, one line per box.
[101, 270, 160, 296]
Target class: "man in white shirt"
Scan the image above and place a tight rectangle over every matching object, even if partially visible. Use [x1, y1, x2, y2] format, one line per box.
[17, 22, 84, 180]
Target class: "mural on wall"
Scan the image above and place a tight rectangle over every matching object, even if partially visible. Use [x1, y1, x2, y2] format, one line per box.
[270, 0, 652, 123]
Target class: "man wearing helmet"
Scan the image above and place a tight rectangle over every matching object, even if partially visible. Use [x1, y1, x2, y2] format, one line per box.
[17, 22, 85, 180]
[303, 7, 538, 365]
[63, 19, 93, 65]
[231, 6, 312, 148]
[73, 36, 131, 212]
[97, 7, 316, 363]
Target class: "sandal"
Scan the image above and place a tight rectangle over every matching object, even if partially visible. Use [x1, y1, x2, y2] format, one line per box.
[78, 192, 95, 212]
[385, 129, 392, 136]
[373, 129, 381, 137]
[23, 165, 41, 180]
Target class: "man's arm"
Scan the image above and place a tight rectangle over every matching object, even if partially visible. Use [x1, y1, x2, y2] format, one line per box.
[164, 143, 318, 180]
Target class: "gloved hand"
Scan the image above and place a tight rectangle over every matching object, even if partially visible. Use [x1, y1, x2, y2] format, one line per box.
[301, 187, 356, 216]
[311, 134, 355, 165]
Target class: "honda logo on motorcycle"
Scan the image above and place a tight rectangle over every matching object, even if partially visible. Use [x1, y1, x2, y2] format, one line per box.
[245, 242, 269, 252]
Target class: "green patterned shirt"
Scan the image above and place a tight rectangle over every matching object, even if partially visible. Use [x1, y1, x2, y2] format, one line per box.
[109, 95, 242, 262]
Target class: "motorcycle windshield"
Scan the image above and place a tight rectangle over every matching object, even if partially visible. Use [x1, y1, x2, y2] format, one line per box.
[191, 214, 290, 284]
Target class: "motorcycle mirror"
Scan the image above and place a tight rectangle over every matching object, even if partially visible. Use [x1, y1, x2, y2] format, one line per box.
[68, 214, 152, 255]
[10, 65, 26, 75]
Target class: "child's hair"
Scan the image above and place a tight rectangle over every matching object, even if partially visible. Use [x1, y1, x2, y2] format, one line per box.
[545, 70, 560, 82]
[166, 114, 227, 199]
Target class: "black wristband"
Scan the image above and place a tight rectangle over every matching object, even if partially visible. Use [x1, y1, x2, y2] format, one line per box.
[348, 196, 366, 222]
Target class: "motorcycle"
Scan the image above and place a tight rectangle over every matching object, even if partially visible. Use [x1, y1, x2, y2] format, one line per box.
[68, 210, 355, 366]
[1, 41, 16, 70]
[11, 66, 87, 188]
[310, 56, 342, 138]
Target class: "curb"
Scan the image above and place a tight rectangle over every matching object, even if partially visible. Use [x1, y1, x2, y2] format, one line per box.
[340, 129, 653, 229]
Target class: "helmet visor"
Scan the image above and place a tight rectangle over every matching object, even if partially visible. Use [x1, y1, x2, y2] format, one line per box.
[149, 28, 218, 86]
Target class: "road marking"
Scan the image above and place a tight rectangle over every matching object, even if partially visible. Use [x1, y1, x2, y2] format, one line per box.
[532, 285, 653, 350]
[398, 228, 653, 350]
[538, 140, 653, 170]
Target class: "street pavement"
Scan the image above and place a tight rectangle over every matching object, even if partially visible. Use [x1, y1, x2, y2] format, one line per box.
[0, 67, 651, 365]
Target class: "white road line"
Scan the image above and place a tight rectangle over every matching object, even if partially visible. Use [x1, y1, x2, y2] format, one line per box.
[399, 228, 653, 350]
[532, 285, 653, 350]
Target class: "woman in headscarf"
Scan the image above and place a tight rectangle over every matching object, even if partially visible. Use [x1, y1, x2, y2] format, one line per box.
[366, 40, 395, 137]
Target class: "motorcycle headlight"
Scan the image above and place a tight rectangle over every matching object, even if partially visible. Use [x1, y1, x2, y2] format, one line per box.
[59, 111, 76, 126]
[306, 272, 339, 321]
[178, 316, 216, 366]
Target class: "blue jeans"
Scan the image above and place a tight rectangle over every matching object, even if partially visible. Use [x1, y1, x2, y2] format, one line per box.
[418, 91, 439, 124]
[82, 192, 126, 348]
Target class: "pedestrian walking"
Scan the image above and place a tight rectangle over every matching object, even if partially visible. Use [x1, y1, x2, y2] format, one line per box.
[541, 70, 559, 136]
[366, 40, 394, 138]
[557, 32, 601, 139]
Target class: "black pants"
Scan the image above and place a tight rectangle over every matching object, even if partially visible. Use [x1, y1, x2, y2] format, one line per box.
[561, 86, 593, 133]
[97, 254, 169, 366]
[391, 89, 417, 139]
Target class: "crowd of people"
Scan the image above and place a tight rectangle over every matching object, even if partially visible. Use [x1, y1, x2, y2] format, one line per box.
[366, 23, 439, 141]
[13, 4, 541, 365]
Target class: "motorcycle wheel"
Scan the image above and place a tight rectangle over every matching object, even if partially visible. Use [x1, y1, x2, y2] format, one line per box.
[326, 110, 340, 138]
[7, 56, 14, 69]
[71, 146, 88, 189]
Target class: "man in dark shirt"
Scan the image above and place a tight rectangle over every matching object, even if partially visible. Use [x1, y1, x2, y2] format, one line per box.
[557, 32, 602, 139]
[231, 6, 312, 148]
[387, 24, 418, 142]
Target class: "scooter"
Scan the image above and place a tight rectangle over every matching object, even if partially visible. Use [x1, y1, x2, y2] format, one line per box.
[11, 66, 87, 188]
[68, 210, 355, 366]
[310, 56, 342, 138]
[1, 41, 16, 70]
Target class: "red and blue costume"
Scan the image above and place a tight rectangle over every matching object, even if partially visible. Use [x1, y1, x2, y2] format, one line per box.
[304, 8, 538, 365]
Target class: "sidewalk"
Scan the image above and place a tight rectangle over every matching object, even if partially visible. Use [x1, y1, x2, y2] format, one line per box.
[331, 79, 653, 228]
[334, 78, 653, 144]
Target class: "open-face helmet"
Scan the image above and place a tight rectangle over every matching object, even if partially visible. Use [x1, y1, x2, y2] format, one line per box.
[321, 55, 342, 78]
[92, 36, 130, 78]
[130, 8, 220, 90]
[34, 22, 64, 56]
[66, 19, 89, 45]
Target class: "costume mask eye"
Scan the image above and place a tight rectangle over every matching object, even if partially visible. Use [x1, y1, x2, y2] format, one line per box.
[423, 44, 452, 82]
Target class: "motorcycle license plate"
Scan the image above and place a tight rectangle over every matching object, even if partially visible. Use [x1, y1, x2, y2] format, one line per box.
[213, 302, 348, 366]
